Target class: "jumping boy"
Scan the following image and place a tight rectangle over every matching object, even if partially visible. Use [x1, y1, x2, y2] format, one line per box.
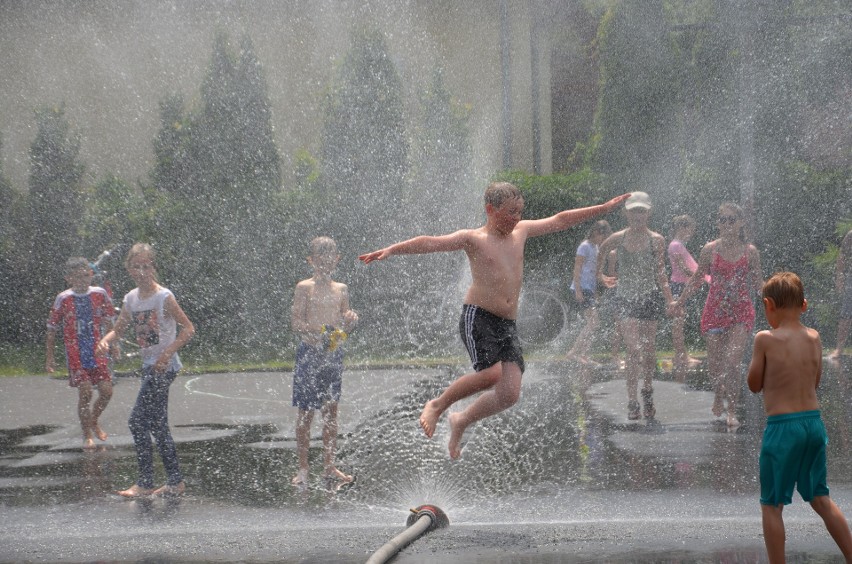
[359, 182, 629, 458]
[747, 271, 852, 563]
[46, 257, 116, 450]
[291, 236, 358, 487]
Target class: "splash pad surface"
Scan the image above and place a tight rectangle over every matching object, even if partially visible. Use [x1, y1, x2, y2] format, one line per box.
[1, 358, 851, 562]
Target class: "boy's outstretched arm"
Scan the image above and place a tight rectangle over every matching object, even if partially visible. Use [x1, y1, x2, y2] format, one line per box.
[747, 331, 768, 393]
[359, 231, 469, 264]
[523, 193, 630, 238]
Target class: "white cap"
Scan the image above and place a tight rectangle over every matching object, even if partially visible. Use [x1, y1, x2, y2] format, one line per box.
[624, 191, 651, 210]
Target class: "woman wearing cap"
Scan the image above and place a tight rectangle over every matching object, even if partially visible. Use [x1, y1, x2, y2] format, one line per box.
[597, 192, 674, 420]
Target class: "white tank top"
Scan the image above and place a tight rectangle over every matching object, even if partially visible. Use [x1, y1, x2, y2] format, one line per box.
[123, 286, 182, 371]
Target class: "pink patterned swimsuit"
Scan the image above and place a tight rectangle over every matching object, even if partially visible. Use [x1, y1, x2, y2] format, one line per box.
[701, 251, 755, 333]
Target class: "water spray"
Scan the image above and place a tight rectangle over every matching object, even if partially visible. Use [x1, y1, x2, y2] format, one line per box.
[365, 504, 449, 564]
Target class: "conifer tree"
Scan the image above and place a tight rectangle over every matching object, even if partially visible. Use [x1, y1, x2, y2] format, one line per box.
[21, 105, 86, 340]
[319, 28, 408, 247]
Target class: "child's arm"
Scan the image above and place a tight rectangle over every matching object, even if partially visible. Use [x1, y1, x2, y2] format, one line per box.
[596, 232, 621, 289]
[652, 235, 674, 305]
[747, 331, 769, 393]
[674, 241, 713, 309]
[155, 294, 195, 372]
[339, 285, 358, 333]
[748, 245, 764, 294]
[359, 230, 470, 264]
[523, 194, 630, 238]
[96, 306, 130, 357]
[572, 251, 586, 301]
[45, 328, 57, 373]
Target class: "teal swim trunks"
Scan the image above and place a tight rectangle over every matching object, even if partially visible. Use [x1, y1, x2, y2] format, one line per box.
[759, 410, 830, 506]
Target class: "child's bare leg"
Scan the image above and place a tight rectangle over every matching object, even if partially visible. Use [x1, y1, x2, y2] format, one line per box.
[706, 334, 725, 416]
[761, 503, 786, 564]
[292, 409, 313, 485]
[620, 319, 642, 402]
[77, 382, 95, 448]
[672, 314, 687, 382]
[810, 496, 852, 561]
[639, 319, 657, 390]
[91, 380, 113, 441]
[568, 309, 598, 360]
[420, 364, 501, 438]
[830, 318, 851, 358]
[447, 362, 522, 459]
[724, 325, 749, 427]
[320, 402, 352, 482]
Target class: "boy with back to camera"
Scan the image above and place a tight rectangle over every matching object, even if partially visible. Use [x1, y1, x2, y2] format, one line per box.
[46, 257, 116, 450]
[747, 271, 852, 563]
[359, 182, 629, 458]
[291, 236, 358, 487]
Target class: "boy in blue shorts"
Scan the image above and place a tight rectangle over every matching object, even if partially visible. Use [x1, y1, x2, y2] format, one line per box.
[290, 237, 358, 487]
[747, 271, 852, 563]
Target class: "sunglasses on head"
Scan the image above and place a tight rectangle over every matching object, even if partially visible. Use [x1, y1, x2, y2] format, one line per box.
[717, 215, 737, 224]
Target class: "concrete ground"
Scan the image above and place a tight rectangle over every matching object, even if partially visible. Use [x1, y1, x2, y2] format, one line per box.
[1, 360, 851, 563]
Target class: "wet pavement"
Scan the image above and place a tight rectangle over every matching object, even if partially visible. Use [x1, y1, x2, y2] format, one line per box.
[1, 357, 851, 562]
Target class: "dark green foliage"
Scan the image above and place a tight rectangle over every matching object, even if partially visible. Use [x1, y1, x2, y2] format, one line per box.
[20, 105, 86, 341]
[591, 1, 679, 190]
[410, 69, 474, 234]
[318, 28, 408, 248]
[0, 135, 24, 341]
[492, 169, 608, 282]
[146, 31, 284, 357]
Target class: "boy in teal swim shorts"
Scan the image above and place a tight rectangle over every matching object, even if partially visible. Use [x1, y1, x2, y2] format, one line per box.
[747, 271, 852, 563]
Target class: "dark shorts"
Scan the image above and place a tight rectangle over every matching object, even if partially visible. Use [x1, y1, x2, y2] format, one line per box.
[572, 289, 597, 311]
[459, 305, 525, 373]
[612, 291, 665, 321]
[69, 365, 112, 388]
[759, 410, 830, 506]
[292, 342, 344, 411]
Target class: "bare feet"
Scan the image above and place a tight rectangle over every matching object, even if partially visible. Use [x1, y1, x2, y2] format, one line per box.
[323, 467, 354, 484]
[83, 437, 96, 450]
[827, 349, 842, 359]
[447, 412, 466, 460]
[291, 468, 308, 486]
[727, 414, 741, 428]
[93, 423, 107, 442]
[117, 484, 155, 498]
[419, 400, 442, 438]
[153, 481, 185, 497]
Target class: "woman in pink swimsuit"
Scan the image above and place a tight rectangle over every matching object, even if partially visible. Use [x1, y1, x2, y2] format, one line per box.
[672, 203, 763, 428]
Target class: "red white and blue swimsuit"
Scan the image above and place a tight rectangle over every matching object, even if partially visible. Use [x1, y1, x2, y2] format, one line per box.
[47, 286, 114, 385]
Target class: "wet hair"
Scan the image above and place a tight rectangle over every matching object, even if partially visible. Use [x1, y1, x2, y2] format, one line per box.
[309, 236, 338, 257]
[588, 219, 612, 239]
[484, 182, 522, 208]
[672, 215, 695, 232]
[124, 243, 157, 279]
[64, 256, 91, 275]
[762, 271, 804, 309]
[718, 202, 747, 242]
[670, 215, 696, 240]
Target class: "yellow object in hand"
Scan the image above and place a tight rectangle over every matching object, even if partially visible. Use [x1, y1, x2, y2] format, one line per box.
[322, 325, 348, 352]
